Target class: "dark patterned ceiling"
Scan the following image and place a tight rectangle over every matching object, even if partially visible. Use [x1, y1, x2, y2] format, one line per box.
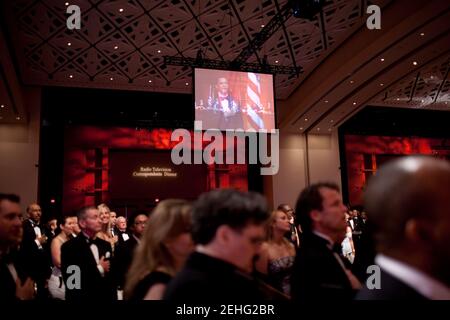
[2, 0, 371, 99]
[1, 0, 449, 128]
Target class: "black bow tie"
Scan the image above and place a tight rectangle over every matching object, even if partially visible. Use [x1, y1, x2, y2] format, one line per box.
[30, 221, 39, 228]
[85, 237, 99, 245]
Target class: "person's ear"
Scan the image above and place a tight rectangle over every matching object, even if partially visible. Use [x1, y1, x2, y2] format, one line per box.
[310, 209, 321, 223]
[78, 219, 87, 229]
[216, 225, 233, 245]
[405, 218, 432, 244]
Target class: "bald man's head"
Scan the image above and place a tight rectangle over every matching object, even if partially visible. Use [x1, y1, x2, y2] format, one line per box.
[364, 156, 450, 282]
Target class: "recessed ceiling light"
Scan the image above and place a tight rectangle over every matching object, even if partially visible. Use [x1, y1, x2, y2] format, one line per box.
[380, 83, 384, 86]
[16, 116, 20, 120]
[69, 75, 73, 78]
[261, 24, 265, 28]
[65, 2, 69, 6]
[396, 98, 400, 101]
[67, 42, 71, 46]
[350, 80, 354, 84]
[380, 58, 384, 62]
[185, 82, 189, 86]
[328, 128, 332, 131]
[157, 50, 161, 53]
[445, 102, 448, 105]
[353, 102, 357, 105]
[421, 99, 424, 103]
[299, 127, 303, 130]
[330, 120, 334, 123]
[275, 60, 279, 63]
[317, 128, 320, 131]
[148, 80, 152, 83]
[430, 76, 434, 79]
[114, 45, 118, 50]
[420, 32, 425, 36]
[110, 77, 114, 81]
[119, 8, 124, 12]
[413, 61, 418, 66]
[324, 100, 328, 103]
[304, 118, 308, 121]
[0, 104, 4, 108]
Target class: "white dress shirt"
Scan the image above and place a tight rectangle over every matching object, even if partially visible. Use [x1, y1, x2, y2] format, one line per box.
[376, 254, 450, 300]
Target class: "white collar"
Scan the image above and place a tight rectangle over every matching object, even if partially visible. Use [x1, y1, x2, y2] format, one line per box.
[376, 254, 450, 300]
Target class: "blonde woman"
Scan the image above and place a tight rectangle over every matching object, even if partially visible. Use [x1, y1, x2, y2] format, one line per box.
[124, 199, 194, 300]
[255, 209, 296, 296]
[96, 203, 118, 250]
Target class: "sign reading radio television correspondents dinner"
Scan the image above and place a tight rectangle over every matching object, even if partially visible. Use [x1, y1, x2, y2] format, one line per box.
[133, 166, 178, 178]
[194, 68, 276, 131]
[110, 150, 207, 200]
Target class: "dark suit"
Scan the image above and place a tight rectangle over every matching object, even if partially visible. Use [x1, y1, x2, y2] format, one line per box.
[164, 252, 267, 302]
[356, 268, 428, 300]
[291, 232, 355, 302]
[19, 220, 51, 297]
[204, 96, 244, 130]
[61, 233, 116, 301]
[0, 249, 27, 301]
[113, 234, 138, 289]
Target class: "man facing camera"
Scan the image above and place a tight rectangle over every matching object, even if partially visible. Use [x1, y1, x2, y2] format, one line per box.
[356, 156, 450, 300]
[291, 182, 361, 302]
[164, 189, 271, 301]
[0, 194, 35, 300]
[61, 206, 116, 301]
[207, 77, 243, 130]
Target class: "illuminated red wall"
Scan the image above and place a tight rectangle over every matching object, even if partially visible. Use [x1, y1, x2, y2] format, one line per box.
[63, 126, 248, 214]
[345, 135, 450, 206]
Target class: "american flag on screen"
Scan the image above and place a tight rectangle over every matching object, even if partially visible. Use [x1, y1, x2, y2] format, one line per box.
[246, 72, 265, 130]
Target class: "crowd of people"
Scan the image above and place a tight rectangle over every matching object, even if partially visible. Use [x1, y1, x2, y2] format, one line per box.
[1, 156, 449, 301]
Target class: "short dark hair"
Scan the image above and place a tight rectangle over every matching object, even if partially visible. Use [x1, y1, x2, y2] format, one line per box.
[0, 193, 20, 204]
[77, 206, 97, 222]
[192, 189, 269, 245]
[58, 213, 77, 226]
[295, 182, 340, 233]
[129, 209, 148, 225]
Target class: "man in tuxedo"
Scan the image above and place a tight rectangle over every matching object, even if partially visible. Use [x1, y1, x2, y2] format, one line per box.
[206, 77, 244, 130]
[291, 182, 361, 302]
[164, 189, 283, 301]
[113, 212, 148, 290]
[61, 206, 116, 301]
[20, 203, 51, 299]
[356, 156, 450, 300]
[0, 193, 35, 300]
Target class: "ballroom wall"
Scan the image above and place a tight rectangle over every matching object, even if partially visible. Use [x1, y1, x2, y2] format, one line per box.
[0, 87, 41, 207]
[271, 130, 342, 209]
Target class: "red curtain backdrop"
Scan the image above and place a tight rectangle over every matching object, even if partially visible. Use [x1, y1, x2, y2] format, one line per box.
[344, 135, 450, 206]
[63, 126, 248, 214]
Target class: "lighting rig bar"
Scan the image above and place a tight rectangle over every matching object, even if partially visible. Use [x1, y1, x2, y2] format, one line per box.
[163, 56, 301, 75]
